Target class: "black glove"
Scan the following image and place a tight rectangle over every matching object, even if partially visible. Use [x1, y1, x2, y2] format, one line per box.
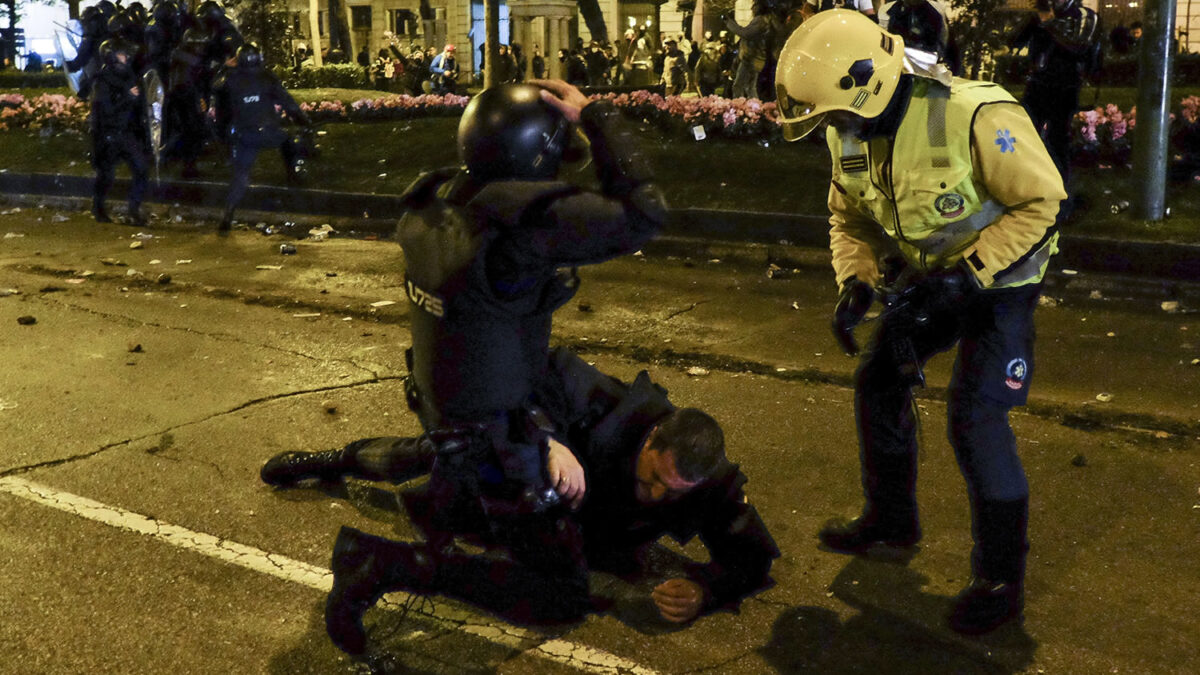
[913, 262, 978, 315]
[832, 277, 875, 356]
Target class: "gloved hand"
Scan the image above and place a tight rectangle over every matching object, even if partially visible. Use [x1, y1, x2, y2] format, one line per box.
[913, 261, 978, 315]
[832, 277, 875, 356]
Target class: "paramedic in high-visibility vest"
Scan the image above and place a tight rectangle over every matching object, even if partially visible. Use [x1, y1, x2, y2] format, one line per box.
[774, 10, 1066, 635]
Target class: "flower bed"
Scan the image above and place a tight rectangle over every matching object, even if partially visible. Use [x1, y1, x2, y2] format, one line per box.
[300, 93, 471, 123]
[1073, 103, 1133, 168]
[0, 93, 89, 132]
[4, 89, 1199, 172]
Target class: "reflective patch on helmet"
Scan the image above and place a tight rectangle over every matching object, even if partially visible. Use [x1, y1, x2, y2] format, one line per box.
[1004, 358, 1028, 390]
[851, 90, 869, 110]
[840, 155, 868, 173]
[881, 34, 894, 55]
[934, 192, 965, 218]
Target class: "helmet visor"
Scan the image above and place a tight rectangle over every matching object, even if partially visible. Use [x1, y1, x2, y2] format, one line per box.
[776, 83, 826, 142]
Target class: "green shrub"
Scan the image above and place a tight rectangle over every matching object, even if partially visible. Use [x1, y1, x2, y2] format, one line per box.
[0, 71, 73, 90]
[274, 64, 369, 90]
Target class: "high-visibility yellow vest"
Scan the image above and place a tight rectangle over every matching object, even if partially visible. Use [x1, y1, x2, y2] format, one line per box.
[828, 77, 1058, 288]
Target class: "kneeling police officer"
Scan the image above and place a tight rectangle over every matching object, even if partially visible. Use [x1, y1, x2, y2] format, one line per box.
[311, 80, 666, 655]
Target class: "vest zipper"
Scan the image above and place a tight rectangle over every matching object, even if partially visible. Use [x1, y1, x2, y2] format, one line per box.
[882, 139, 905, 243]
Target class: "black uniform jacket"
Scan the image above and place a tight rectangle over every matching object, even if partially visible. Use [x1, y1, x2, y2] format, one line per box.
[545, 348, 780, 613]
[213, 66, 307, 145]
[90, 64, 143, 141]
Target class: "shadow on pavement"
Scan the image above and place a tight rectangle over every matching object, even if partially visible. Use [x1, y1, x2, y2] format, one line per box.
[759, 557, 1035, 674]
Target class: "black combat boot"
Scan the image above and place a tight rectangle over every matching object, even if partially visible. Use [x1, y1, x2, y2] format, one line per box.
[818, 505, 921, 553]
[325, 526, 438, 655]
[949, 497, 1029, 634]
[127, 206, 147, 228]
[260, 448, 354, 486]
[819, 451, 921, 553]
[92, 198, 112, 223]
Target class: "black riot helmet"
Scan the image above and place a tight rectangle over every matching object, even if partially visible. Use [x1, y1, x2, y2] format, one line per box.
[196, 1, 226, 30]
[236, 42, 263, 69]
[457, 84, 571, 182]
[126, 2, 148, 26]
[106, 10, 133, 38]
[96, 0, 117, 21]
[98, 38, 134, 69]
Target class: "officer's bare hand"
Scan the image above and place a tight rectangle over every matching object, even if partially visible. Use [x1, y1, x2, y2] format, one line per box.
[547, 438, 586, 509]
[652, 578, 704, 623]
[129, 86, 140, 97]
[530, 79, 590, 124]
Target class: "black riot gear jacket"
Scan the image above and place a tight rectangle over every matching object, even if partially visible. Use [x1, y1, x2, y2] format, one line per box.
[214, 63, 309, 144]
[397, 100, 666, 427]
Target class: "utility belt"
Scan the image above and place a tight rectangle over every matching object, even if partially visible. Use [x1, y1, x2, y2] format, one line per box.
[403, 349, 562, 520]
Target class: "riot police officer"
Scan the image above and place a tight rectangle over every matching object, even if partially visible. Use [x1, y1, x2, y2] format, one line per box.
[775, 11, 1066, 634]
[213, 43, 311, 231]
[65, 6, 110, 101]
[146, 0, 185, 78]
[166, 27, 211, 179]
[90, 38, 150, 227]
[320, 80, 666, 655]
[1009, 0, 1103, 186]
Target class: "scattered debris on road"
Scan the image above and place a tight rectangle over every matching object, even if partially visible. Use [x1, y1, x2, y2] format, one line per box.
[16, 315, 36, 325]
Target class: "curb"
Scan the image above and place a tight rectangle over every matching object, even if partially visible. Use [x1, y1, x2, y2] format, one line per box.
[3, 171, 1198, 282]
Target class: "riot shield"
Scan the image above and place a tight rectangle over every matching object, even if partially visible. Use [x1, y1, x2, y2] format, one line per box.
[143, 69, 166, 184]
[54, 31, 83, 94]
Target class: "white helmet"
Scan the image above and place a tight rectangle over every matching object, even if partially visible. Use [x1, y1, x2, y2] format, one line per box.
[775, 10, 906, 141]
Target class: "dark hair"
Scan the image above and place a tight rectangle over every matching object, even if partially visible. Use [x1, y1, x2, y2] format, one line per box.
[650, 408, 726, 482]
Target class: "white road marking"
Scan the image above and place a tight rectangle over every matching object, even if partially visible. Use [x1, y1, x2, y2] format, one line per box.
[0, 476, 659, 675]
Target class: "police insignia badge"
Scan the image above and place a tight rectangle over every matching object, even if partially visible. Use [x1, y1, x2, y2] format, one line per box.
[934, 192, 965, 218]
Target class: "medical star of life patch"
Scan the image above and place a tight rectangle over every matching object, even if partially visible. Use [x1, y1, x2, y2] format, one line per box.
[840, 155, 868, 173]
[1005, 357, 1028, 390]
[995, 129, 1017, 153]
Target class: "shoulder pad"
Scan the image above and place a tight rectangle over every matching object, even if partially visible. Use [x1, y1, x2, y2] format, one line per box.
[468, 180, 579, 228]
[400, 168, 459, 209]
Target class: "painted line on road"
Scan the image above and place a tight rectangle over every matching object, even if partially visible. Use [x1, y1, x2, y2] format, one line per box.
[0, 476, 660, 675]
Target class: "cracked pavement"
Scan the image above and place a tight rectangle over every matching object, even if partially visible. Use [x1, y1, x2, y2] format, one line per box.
[1, 205, 1198, 673]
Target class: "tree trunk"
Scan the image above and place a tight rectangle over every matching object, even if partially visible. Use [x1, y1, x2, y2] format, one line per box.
[327, 0, 352, 57]
[577, 0, 608, 44]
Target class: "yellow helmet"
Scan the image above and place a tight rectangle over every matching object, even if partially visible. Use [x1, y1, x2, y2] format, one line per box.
[775, 10, 906, 141]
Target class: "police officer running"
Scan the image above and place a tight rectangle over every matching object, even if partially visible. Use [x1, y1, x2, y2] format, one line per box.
[213, 43, 311, 232]
[318, 80, 666, 655]
[90, 38, 150, 227]
[775, 11, 1066, 634]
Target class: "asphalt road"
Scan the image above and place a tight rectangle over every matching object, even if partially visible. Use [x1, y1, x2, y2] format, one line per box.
[1, 204, 1198, 675]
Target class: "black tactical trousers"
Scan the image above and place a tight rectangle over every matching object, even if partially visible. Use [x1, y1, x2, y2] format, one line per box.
[92, 134, 149, 213]
[855, 283, 1041, 509]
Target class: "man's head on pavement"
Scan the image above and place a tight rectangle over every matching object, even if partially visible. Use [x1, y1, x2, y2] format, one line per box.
[636, 408, 726, 504]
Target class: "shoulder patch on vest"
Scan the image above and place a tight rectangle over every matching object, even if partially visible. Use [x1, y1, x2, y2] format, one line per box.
[840, 155, 868, 173]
